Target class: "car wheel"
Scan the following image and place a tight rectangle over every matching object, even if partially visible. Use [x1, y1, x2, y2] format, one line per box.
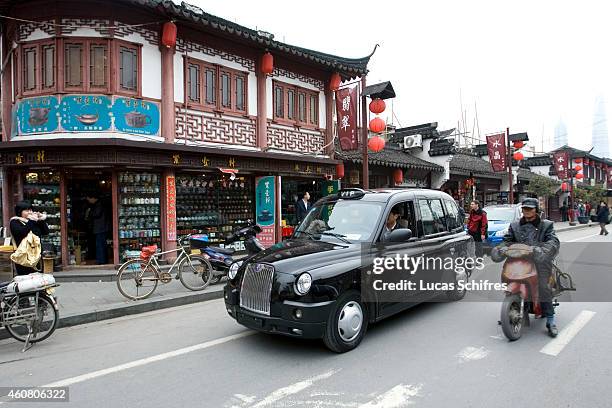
[323, 290, 368, 353]
[447, 267, 468, 301]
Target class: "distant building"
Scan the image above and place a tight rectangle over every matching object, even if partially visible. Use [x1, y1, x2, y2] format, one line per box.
[592, 96, 610, 158]
[554, 119, 568, 149]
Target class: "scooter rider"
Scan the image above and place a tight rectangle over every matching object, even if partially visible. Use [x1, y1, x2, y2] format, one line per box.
[491, 198, 561, 337]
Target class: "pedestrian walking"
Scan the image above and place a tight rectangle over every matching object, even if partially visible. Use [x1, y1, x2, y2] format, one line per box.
[467, 200, 488, 258]
[596, 201, 609, 236]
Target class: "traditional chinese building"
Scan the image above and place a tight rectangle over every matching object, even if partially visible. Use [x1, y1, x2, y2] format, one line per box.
[0, 0, 372, 267]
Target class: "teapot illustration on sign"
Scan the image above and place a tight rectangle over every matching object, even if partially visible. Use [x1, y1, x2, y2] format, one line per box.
[75, 113, 99, 125]
[28, 107, 50, 126]
[124, 111, 151, 128]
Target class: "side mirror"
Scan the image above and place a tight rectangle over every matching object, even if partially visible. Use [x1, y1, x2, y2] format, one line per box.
[388, 228, 413, 242]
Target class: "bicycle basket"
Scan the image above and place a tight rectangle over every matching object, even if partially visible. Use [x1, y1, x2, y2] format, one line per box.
[140, 245, 158, 261]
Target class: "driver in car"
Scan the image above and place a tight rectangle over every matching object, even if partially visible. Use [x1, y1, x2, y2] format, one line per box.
[491, 198, 561, 337]
[381, 205, 404, 242]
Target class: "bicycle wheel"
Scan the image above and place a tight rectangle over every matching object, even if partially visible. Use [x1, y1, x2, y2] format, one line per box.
[5, 293, 59, 343]
[117, 259, 159, 300]
[178, 255, 213, 291]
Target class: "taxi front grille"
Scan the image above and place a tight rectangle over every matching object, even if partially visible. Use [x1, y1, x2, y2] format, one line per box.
[239, 263, 274, 316]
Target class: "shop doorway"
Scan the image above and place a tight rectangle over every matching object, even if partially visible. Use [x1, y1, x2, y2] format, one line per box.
[280, 179, 326, 227]
[67, 171, 113, 266]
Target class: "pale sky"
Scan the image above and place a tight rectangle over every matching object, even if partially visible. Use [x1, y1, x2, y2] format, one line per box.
[192, 0, 612, 156]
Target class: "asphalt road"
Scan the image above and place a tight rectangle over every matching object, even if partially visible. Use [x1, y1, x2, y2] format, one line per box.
[0, 226, 610, 408]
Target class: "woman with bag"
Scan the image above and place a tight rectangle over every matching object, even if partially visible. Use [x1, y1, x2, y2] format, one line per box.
[9, 201, 49, 275]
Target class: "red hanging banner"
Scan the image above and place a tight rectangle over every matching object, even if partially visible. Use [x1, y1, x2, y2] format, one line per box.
[486, 133, 507, 172]
[166, 175, 177, 241]
[335, 87, 358, 151]
[553, 151, 570, 179]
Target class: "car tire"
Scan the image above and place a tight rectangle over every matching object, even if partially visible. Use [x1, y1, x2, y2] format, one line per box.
[446, 267, 468, 301]
[323, 290, 368, 353]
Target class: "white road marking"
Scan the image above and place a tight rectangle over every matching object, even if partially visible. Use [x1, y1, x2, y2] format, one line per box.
[566, 233, 601, 242]
[540, 310, 596, 356]
[456, 346, 490, 363]
[250, 369, 340, 408]
[358, 384, 423, 408]
[40, 331, 255, 387]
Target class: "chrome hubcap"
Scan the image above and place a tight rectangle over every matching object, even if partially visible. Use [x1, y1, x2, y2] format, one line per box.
[337, 301, 363, 342]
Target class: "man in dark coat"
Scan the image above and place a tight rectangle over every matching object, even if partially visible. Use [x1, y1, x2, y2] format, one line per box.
[9, 201, 49, 275]
[491, 198, 561, 337]
[295, 192, 311, 225]
[86, 195, 108, 264]
[596, 201, 609, 236]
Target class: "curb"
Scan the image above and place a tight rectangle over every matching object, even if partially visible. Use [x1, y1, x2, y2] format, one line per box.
[555, 223, 594, 233]
[0, 287, 225, 341]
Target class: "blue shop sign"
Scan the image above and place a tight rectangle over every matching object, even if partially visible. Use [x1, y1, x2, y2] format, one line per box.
[16, 96, 59, 134]
[255, 176, 276, 227]
[60, 95, 112, 132]
[113, 97, 160, 136]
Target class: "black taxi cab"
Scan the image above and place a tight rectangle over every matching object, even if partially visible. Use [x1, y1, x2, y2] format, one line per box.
[224, 188, 474, 352]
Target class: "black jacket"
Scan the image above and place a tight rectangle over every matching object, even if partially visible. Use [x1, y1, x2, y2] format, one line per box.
[89, 200, 109, 234]
[596, 205, 610, 223]
[491, 216, 560, 277]
[295, 199, 311, 224]
[10, 217, 49, 248]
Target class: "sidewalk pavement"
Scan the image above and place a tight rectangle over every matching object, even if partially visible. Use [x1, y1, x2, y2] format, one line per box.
[0, 279, 225, 340]
[0, 222, 595, 339]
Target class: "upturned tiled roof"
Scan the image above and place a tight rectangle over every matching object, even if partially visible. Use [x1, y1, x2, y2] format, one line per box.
[129, 0, 372, 77]
[450, 152, 506, 179]
[335, 146, 443, 172]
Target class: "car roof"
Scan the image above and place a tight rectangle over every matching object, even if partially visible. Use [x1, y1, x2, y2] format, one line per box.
[318, 188, 453, 204]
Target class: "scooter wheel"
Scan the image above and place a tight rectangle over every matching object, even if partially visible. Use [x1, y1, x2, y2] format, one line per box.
[501, 293, 523, 341]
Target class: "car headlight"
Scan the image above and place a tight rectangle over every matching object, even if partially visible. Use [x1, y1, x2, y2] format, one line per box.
[228, 261, 243, 280]
[294, 273, 312, 296]
[494, 228, 508, 237]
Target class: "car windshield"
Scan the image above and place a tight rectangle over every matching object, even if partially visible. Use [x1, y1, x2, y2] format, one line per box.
[484, 207, 516, 222]
[294, 200, 384, 242]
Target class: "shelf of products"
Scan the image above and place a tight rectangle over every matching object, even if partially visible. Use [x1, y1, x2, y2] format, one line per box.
[23, 171, 64, 263]
[118, 172, 161, 261]
[176, 175, 254, 248]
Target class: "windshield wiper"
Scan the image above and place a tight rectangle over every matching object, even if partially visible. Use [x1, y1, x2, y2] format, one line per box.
[318, 232, 352, 244]
[293, 229, 318, 240]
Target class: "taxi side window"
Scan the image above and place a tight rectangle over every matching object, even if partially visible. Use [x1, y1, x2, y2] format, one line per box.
[418, 199, 448, 235]
[380, 200, 418, 240]
[443, 199, 463, 231]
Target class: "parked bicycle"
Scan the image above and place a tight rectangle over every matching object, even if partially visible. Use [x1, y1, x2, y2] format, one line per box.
[0, 273, 59, 352]
[116, 234, 213, 300]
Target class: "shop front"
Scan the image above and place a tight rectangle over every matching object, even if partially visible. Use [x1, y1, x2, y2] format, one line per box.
[0, 140, 338, 267]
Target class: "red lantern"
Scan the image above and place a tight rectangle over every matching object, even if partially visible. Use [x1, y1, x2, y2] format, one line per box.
[329, 72, 341, 91]
[393, 168, 403, 185]
[513, 140, 524, 149]
[574, 165, 582, 171]
[369, 98, 386, 114]
[261, 52, 274, 74]
[513, 151, 524, 161]
[335, 163, 345, 179]
[161, 21, 177, 48]
[574, 157, 582, 163]
[369, 117, 386, 133]
[368, 136, 385, 152]
[561, 182, 568, 192]
[576, 173, 584, 179]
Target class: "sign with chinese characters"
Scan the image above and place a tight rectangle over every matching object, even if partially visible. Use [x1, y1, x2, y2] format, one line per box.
[60, 95, 112, 131]
[16, 96, 59, 134]
[553, 151, 570, 179]
[112, 97, 161, 136]
[486, 133, 507, 172]
[255, 176, 276, 247]
[166, 176, 177, 241]
[335, 87, 358, 151]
